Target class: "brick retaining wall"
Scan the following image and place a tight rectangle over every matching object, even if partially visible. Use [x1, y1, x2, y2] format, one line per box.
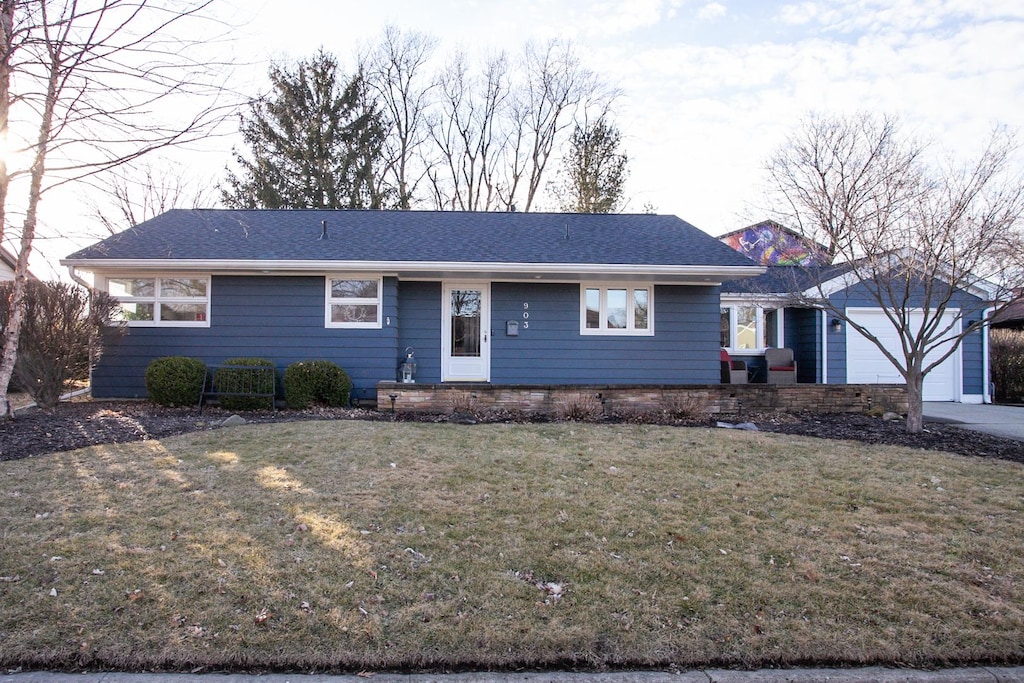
[376, 382, 908, 417]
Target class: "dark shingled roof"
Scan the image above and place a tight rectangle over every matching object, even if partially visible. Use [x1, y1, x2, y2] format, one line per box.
[721, 264, 853, 294]
[65, 209, 758, 269]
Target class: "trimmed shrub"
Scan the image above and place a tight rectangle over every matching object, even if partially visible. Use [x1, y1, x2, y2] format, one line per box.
[146, 356, 207, 407]
[283, 360, 352, 409]
[215, 358, 277, 411]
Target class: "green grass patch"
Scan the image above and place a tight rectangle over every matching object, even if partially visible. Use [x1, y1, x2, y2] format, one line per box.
[1, 422, 1022, 671]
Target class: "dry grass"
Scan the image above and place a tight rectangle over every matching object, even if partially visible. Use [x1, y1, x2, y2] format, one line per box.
[1, 421, 1023, 672]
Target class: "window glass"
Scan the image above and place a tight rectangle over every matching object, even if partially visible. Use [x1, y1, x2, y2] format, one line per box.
[633, 289, 649, 329]
[765, 308, 779, 348]
[160, 278, 207, 298]
[331, 304, 378, 324]
[736, 306, 757, 349]
[161, 303, 207, 322]
[606, 289, 627, 329]
[585, 288, 600, 329]
[109, 278, 154, 298]
[720, 308, 731, 347]
[116, 302, 154, 322]
[331, 279, 378, 299]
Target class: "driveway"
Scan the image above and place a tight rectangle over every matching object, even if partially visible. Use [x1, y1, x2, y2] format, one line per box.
[923, 402, 1024, 442]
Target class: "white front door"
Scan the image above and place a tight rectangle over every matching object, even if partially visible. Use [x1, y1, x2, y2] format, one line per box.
[442, 282, 490, 382]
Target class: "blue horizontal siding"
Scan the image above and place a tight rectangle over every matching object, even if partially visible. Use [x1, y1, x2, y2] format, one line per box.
[92, 275, 399, 399]
[489, 283, 720, 384]
[94, 276, 729, 399]
[397, 281, 442, 383]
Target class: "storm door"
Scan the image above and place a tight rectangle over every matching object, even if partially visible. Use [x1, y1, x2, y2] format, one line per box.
[441, 282, 490, 381]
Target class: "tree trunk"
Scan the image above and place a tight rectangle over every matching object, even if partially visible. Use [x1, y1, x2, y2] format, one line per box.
[905, 371, 925, 434]
[0, 33, 58, 419]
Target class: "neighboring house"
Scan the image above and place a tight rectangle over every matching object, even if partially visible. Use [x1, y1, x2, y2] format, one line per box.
[719, 220, 992, 403]
[0, 247, 18, 280]
[990, 292, 1024, 331]
[61, 209, 764, 400]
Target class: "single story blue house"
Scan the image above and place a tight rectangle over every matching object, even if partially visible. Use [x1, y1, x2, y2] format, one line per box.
[62, 209, 766, 401]
[717, 221, 994, 403]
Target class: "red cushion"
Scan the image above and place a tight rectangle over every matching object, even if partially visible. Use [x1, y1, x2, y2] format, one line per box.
[720, 349, 731, 362]
[769, 366, 795, 372]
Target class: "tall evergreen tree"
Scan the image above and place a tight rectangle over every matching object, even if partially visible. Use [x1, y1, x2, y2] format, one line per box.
[555, 116, 629, 213]
[222, 50, 389, 209]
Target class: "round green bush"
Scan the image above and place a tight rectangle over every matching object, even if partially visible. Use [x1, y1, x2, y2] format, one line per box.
[283, 360, 352, 409]
[215, 358, 277, 411]
[146, 356, 207, 407]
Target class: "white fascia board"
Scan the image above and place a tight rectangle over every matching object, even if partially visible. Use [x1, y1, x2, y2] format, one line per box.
[62, 258, 766, 282]
[720, 293, 797, 306]
[807, 264, 999, 301]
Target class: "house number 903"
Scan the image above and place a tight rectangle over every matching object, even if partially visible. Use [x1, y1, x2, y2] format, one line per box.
[523, 302, 530, 328]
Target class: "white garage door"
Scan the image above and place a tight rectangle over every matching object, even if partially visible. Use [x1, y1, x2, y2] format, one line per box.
[845, 308, 960, 402]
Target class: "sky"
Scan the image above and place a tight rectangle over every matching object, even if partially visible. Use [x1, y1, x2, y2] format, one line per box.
[26, 0, 1024, 279]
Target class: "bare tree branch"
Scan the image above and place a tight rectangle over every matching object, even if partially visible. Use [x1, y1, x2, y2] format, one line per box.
[765, 113, 1024, 433]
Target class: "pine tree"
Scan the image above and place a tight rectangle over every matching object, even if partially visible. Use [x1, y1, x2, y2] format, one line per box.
[556, 116, 629, 213]
[222, 50, 389, 209]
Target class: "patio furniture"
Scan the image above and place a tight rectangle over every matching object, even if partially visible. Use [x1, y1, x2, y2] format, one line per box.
[766, 347, 797, 384]
[720, 349, 748, 384]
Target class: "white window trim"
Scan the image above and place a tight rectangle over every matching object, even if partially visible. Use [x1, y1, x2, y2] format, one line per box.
[325, 275, 383, 329]
[102, 274, 210, 328]
[720, 303, 784, 352]
[579, 283, 654, 336]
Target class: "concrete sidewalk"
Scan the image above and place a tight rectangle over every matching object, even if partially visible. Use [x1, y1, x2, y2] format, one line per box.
[923, 402, 1024, 442]
[5, 669, 1024, 683]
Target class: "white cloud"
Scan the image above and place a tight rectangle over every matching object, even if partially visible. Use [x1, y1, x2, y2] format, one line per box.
[697, 2, 727, 21]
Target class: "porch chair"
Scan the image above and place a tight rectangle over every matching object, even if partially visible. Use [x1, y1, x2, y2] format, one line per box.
[720, 349, 748, 384]
[765, 347, 797, 384]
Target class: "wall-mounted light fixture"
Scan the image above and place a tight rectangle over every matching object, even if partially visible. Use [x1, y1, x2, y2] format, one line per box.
[830, 318, 843, 334]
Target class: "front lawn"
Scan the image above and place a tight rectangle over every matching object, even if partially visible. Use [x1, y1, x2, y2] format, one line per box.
[1, 421, 1022, 671]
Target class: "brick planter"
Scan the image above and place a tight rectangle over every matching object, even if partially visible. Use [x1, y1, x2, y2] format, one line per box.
[376, 382, 908, 417]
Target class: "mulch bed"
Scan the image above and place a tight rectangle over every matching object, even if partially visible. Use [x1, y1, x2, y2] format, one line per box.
[1, 400, 1023, 464]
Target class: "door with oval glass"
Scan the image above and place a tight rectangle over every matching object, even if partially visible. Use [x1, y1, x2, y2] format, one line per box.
[442, 282, 490, 381]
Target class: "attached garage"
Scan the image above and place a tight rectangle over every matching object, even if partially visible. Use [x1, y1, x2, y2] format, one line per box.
[845, 308, 960, 402]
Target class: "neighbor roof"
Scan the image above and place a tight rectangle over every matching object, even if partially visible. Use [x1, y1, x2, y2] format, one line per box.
[63, 209, 764, 283]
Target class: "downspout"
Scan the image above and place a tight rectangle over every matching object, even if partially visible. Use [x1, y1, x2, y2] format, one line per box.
[982, 306, 992, 404]
[821, 309, 828, 384]
[67, 265, 91, 290]
[67, 265, 97, 396]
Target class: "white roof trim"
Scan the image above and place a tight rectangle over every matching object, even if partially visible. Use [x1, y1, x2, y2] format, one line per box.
[62, 258, 766, 282]
[805, 266, 999, 301]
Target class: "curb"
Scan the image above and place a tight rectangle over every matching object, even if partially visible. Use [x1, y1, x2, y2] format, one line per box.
[5, 669, 1024, 683]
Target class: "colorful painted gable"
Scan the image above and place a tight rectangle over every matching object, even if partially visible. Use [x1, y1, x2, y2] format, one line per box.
[719, 220, 825, 266]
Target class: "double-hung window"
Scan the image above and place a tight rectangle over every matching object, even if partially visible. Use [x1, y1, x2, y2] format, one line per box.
[581, 284, 653, 335]
[326, 276, 382, 328]
[106, 276, 210, 326]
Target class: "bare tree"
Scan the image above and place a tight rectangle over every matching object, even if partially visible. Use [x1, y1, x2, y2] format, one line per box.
[427, 50, 511, 211]
[0, 0, 235, 417]
[766, 113, 1024, 433]
[501, 39, 612, 212]
[85, 160, 217, 234]
[364, 25, 438, 210]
